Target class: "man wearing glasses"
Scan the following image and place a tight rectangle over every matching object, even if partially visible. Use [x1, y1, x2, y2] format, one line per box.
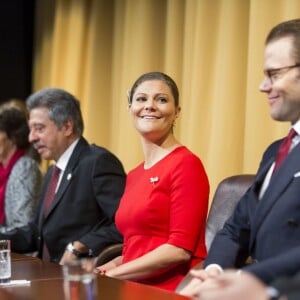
[179, 18, 300, 300]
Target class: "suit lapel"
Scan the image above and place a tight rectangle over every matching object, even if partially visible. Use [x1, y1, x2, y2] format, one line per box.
[245, 154, 274, 208]
[251, 143, 300, 243]
[43, 137, 90, 219]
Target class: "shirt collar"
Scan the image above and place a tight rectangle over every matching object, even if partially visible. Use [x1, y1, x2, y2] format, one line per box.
[293, 120, 300, 136]
[55, 138, 79, 173]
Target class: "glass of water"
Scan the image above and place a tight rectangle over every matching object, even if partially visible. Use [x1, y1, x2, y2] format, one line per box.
[0, 240, 11, 284]
[63, 259, 97, 300]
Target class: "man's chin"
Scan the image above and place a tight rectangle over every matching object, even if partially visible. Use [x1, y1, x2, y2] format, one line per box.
[40, 152, 52, 161]
[270, 112, 288, 122]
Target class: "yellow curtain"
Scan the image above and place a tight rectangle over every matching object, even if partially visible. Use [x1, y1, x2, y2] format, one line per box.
[33, 0, 300, 200]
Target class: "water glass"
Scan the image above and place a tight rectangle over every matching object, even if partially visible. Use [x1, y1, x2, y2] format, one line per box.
[0, 240, 11, 283]
[63, 259, 97, 300]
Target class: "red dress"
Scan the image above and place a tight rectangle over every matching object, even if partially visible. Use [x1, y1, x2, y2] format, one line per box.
[115, 146, 209, 290]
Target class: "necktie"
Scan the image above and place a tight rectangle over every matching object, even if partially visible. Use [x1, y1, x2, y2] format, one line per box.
[273, 128, 297, 173]
[43, 165, 61, 214]
[42, 165, 60, 261]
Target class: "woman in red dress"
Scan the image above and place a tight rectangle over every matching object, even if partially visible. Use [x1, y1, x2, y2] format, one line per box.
[96, 72, 210, 291]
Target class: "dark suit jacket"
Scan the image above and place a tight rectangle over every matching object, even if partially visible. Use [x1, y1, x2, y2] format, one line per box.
[204, 137, 300, 284]
[0, 137, 126, 263]
[271, 271, 300, 300]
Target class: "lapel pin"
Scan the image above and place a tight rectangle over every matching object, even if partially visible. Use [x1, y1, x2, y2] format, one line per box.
[150, 176, 159, 185]
[67, 173, 72, 181]
[294, 171, 300, 178]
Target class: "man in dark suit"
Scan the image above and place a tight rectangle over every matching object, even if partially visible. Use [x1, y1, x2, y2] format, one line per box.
[0, 87, 126, 264]
[179, 18, 300, 299]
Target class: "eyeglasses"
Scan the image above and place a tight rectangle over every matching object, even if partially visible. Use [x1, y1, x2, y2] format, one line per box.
[264, 63, 300, 84]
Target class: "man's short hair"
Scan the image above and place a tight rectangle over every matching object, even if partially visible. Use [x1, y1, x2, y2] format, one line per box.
[266, 19, 300, 63]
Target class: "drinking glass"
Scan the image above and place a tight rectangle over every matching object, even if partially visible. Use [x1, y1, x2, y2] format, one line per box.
[0, 240, 11, 283]
[63, 259, 97, 300]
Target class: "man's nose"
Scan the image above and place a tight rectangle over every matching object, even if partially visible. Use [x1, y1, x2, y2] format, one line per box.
[259, 77, 272, 93]
[28, 130, 36, 143]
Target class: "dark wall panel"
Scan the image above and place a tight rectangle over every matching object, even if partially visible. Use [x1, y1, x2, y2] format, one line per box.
[0, 0, 34, 103]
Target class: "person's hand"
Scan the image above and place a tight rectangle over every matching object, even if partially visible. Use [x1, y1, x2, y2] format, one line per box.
[197, 271, 270, 300]
[179, 276, 203, 299]
[179, 267, 223, 298]
[190, 266, 222, 280]
[59, 241, 89, 265]
[94, 256, 122, 276]
[59, 249, 77, 265]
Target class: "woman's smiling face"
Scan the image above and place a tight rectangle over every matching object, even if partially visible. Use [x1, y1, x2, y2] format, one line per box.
[129, 80, 180, 141]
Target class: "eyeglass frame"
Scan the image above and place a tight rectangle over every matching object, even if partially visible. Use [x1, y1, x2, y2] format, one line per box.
[264, 63, 300, 84]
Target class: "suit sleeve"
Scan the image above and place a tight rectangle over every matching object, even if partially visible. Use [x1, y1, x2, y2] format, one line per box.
[79, 150, 126, 254]
[203, 189, 252, 268]
[244, 246, 300, 284]
[270, 269, 300, 299]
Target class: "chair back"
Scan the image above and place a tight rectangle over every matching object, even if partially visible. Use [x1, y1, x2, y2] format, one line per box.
[205, 174, 254, 251]
[94, 243, 123, 267]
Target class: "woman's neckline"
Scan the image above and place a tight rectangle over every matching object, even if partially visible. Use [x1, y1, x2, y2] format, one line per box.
[143, 145, 184, 170]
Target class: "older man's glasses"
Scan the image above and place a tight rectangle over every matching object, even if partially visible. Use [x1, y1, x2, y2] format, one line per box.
[264, 63, 300, 84]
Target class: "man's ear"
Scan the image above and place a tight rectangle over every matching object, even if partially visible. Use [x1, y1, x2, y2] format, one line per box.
[63, 120, 74, 136]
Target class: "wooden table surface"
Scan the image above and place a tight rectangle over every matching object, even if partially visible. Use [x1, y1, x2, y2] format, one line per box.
[11, 253, 40, 262]
[0, 253, 189, 300]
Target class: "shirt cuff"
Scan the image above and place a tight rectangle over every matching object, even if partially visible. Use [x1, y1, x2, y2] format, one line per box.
[204, 264, 224, 274]
[266, 286, 280, 300]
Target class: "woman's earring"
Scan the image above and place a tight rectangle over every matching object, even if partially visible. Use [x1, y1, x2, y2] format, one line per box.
[127, 90, 131, 104]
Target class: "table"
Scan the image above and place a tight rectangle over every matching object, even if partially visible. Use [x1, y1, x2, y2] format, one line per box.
[11, 253, 40, 262]
[0, 253, 189, 300]
[11, 260, 63, 281]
